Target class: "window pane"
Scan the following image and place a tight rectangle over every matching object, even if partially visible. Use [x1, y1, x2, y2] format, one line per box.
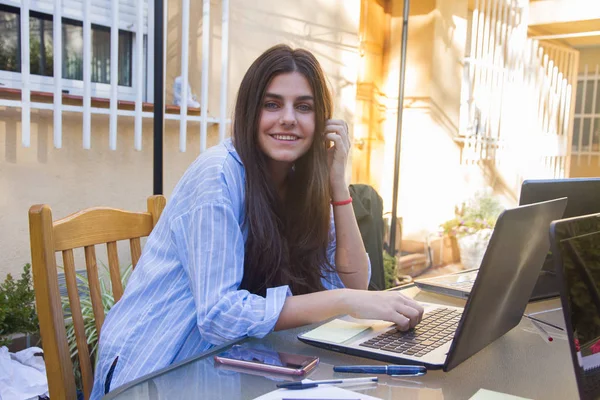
[576, 80, 584, 114]
[573, 118, 581, 151]
[118, 30, 132, 87]
[29, 13, 53, 77]
[583, 117, 592, 152]
[91, 26, 133, 87]
[594, 118, 600, 152]
[63, 21, 83, 80]
[92, 26, 110, 84]
[596, 79, 600, 114]
[584, 80, 596, 114]
[0, 6, 20, 73]
[0, 9, 133, 89]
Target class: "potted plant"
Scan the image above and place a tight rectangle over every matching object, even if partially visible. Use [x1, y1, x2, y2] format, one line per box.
[0, 264, 39, 351]
[439, 192, 504, 270]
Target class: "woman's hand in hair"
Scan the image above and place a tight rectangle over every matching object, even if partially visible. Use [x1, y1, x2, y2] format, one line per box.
[343, 290, 425, 331]
[325, 119, 351, 199]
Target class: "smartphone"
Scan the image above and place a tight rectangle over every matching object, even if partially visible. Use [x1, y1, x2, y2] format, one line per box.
[213, 345, 319, 376]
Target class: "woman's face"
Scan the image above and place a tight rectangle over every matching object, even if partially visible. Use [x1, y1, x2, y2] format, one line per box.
[258, 71, 316, 170]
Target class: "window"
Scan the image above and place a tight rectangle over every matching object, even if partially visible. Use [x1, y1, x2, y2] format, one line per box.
[573, 72, 600, 153]
[0, 6, 19, 73]
[0, 4, 134, 88]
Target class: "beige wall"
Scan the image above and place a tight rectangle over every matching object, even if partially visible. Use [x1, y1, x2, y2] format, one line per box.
[0, 0, 361, 280]
[377, 0, 507, 239]
[570, 155, 600, 177]
[0, 109, 219, 280]
[578, 46, 600, 73]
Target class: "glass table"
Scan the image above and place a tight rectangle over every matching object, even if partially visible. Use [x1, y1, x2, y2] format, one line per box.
[104, 286, 578, 400]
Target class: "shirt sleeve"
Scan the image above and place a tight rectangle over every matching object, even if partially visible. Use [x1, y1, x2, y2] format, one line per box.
[173, 201, 291, 345]
[321, 210, 372, 290]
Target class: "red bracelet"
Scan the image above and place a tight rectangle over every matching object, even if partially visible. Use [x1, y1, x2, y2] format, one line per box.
[331, 197, 353, 206]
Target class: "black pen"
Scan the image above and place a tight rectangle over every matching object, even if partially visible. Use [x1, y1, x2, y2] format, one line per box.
[523, 314, 564, 331]
[334, 365, 426, 376]
[277, 377, 378, 390]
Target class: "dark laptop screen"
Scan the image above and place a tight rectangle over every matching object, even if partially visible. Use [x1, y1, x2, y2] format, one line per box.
[554, 214, 600, 399]
[520, 178, 600, 276]
[519, 178, 600, 218]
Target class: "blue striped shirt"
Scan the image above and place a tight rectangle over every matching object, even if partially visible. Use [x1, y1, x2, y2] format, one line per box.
[90, 139, 364, 398]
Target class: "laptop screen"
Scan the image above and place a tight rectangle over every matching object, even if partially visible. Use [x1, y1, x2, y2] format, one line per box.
[554, 214, 600, 398]
[520, 179, 600, 277]
[519, 178, 600, 218]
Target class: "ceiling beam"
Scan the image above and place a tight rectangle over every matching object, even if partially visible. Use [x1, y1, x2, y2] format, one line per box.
[529, 0, 600, 26]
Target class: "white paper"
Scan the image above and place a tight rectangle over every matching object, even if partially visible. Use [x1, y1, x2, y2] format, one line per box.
[469, 388, 531, 400]
[0, 346, 48, 400]
[253, 384, 382, 400]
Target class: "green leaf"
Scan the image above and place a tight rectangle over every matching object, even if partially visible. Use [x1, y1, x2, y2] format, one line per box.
[0, 264, 39, 345]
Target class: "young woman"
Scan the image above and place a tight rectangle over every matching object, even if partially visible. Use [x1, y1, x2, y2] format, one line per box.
[91, 44, 424, 398]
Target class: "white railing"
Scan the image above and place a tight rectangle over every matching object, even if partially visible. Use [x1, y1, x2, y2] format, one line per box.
[1, 0, 230, 152]
[20, 0, 31, 147]
[82, 0, 91, 148]
[53, 0, 62, 148]
[460, 0, 579, 184]
[572, 64, 600, 165]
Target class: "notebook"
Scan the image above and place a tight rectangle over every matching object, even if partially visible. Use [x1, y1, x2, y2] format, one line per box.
[550, 212, 600, 400]
[416, 178, 600, 300]
[299, 198, 567, 371]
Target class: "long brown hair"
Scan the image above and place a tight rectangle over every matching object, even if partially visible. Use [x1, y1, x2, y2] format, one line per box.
[234, 44, 334, 296]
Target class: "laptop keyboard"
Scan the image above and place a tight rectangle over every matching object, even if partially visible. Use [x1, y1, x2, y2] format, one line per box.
[359, 308, 462, 358]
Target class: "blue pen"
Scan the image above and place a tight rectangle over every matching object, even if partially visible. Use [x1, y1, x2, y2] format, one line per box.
[334, 365, 426, 376]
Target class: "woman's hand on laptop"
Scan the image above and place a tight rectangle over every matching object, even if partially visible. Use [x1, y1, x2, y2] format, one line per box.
[344, 290, 424, 331]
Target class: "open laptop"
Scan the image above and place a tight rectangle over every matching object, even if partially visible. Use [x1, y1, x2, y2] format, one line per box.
[299, 198, 567, 371]
[416, 178, 600, 300]
[551, 213, 600, 400]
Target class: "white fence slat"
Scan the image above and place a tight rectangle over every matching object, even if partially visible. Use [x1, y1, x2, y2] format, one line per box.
[109, 0, 119, 150]
[200, 0, 210, 152]
[134, 0, 144, 151]
[53, 0, 63, 148]
[179, 0, 190, 152]
[219, 0, 229, 143]
[83, 0, 92, 149]
[589, 64, 599, 165]
[21, 0, 31, 147]
[578, 66, 588, 165]
[147, 0, 154, 108]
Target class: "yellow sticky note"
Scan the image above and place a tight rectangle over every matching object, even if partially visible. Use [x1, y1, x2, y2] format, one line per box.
[469, 389, 532, 400]
[302, 319, 372, 344]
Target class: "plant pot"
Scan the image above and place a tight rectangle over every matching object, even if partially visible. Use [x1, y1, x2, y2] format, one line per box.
[457, 229, 493, 270]
[431, 235, 461, 266]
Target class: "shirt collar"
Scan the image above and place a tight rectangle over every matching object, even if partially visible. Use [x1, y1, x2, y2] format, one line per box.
[224, 137, 243, 165]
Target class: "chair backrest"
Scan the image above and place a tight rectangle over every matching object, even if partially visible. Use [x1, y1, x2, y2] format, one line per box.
[28, 195, 166, 400]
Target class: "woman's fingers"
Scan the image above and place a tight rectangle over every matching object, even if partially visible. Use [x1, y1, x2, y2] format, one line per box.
[325, 120, 350, 151]
[397, 293, 425, 318]
[388, 293, 424, 328]
[390, 314, 411, 331]
[395, 304, 421, 328]
[325, 132, 346, 155]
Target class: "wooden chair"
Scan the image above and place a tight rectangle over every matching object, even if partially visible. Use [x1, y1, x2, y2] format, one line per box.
[28, 196, 166, 400]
